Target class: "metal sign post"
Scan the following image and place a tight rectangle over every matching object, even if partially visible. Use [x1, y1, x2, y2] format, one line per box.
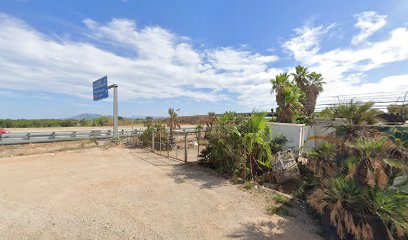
[93, 76, 119, 138]
[108, 84, 119, 138]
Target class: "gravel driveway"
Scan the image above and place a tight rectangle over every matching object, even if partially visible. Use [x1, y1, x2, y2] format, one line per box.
[0, 146, 322, 239]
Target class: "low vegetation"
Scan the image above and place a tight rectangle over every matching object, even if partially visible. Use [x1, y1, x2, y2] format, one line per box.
[0, 116, 140, 128]
[196, 81, 407, 239]
[304, 102, 408, 240]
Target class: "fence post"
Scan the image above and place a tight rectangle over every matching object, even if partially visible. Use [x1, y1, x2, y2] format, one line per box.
[167, 132, 170, 158]
[26, 133, 31, 140]
[184, 132, 187, 163]
[159, 132, 162, 154]
[151, 130, 155, 152]
[197, 131, 200, 161]
[0, 133, 3, 145]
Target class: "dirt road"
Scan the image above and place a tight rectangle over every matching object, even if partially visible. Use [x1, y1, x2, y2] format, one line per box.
[0, 147, 322, 239]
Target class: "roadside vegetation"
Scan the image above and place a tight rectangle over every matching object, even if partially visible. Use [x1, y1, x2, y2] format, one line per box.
[0, 116, 140, 128]
[195, 66, 408, 240]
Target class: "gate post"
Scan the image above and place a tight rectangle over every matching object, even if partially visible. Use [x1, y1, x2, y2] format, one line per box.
[184, 132, 187, 163]
[167, 132, 170, 158]
[159, 132, 162, 154]
[151, 130, 155, 152]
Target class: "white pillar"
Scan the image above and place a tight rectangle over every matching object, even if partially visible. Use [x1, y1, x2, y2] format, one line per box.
[108, 84, 119, 138]
[113, 85, 118, 138]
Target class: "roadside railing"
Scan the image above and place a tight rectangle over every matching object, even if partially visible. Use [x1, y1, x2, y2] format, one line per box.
[0, 129, 142, 145]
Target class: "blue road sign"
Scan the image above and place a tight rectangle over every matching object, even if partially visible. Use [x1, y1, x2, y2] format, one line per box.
[93, 76, 109, 101]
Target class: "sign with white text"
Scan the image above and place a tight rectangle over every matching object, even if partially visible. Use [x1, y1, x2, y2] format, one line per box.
[93, 76, 108, 101]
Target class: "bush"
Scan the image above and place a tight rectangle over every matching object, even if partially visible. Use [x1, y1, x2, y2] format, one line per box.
[199, 112, 247, 178]
[200, 112, 275, 180]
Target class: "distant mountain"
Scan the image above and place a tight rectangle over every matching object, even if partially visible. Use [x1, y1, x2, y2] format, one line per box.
[67, 113, 103, 120]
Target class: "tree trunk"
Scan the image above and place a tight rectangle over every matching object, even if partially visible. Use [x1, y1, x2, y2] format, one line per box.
[305, 90, 317, 116]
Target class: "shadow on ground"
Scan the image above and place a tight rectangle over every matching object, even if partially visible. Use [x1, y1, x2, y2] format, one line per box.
[166, 162, 229, 189]
[226, 220, 286, 239]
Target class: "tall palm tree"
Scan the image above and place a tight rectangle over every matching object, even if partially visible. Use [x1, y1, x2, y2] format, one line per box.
[271, 73, 302, 123]
[291, 65, 325, 116]
[167, 107, 180, 141]
[292, 65, 310, 91]
[306, 72, 325, 115]
[206, 112, 216, 130]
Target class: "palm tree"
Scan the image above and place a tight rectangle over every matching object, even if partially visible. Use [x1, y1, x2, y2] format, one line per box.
[206, 112, 216, 130]
[291, 65, 325, 116]
[323, 100, 382, 147]
[167, 107, 180, 142]
[271, 73, 302, 123]
[292, 65, 310, 91]
[306, 72, 325, 115]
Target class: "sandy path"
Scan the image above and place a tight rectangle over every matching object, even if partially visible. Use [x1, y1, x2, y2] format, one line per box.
[0, 147, 322, 239]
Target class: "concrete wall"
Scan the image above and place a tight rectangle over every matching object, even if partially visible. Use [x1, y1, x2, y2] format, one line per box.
[269, 119, 338, 151]
[268, 123, 305, 150]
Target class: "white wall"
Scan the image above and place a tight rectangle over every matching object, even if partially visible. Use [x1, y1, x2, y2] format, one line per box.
[268, 123, 305, 150]
[269, 119, 338, 151]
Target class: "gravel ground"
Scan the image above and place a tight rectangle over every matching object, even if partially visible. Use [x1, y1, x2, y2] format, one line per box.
[0, 146, 323, 239]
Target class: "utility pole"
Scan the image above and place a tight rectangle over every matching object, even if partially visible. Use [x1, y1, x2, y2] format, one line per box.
[108, 84, 118, 138]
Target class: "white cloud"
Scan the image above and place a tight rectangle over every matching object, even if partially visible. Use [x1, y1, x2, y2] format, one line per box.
[282, 13, 408, 108]
[0, 13, 279, 108]
[0, 11, 407, 114]
[282, 24, 334, 63]
[352, 11, 387, 45]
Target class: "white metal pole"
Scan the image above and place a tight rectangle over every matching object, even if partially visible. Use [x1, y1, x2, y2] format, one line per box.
[113, 85, 118, 138]
[108, 84, 119, 138]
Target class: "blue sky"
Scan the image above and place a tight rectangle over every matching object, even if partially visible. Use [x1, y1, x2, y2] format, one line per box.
[0, 0, 407, 119]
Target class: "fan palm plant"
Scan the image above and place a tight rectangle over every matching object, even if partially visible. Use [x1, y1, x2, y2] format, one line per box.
[324, 100, 381, 144]
[309, 177, 408, 240]
[271, 73, 303, 123]
[306, 72, 325, 115]
[291, 65, 325, 116]
[372, 186, 408, 239]
[307, 142, 338, 177]
[292, 65, 310, 90]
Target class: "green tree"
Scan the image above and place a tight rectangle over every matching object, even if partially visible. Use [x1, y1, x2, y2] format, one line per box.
[271, 73, 303, 123]
[291, 65, 325, 116]
[167, 108, 180, 140]
[234, 113, 274, 180]
[306, 71, 325, 115]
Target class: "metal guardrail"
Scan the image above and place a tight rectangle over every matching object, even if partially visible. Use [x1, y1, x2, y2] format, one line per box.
[0, 129, 142, 145]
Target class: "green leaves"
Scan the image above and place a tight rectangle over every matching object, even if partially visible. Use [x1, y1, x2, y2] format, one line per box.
[384, 158, 407, 169]
[373, 186, 408, 237]
[271, 72, 303, 123]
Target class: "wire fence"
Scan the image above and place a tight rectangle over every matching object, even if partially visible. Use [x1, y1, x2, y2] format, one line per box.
[126, 128, 207, 163]
[314, 90, 408, 113]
